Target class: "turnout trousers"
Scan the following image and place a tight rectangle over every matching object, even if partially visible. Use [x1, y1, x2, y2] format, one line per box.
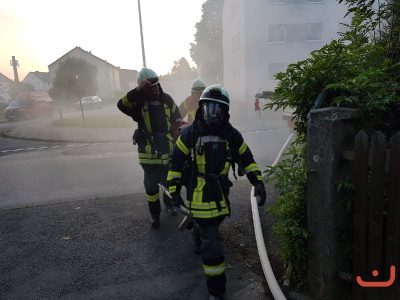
[197, 218, 226, 297]
[141, 164, 173, 217]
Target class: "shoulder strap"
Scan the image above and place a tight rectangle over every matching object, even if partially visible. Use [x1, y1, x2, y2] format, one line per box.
[226, 124, 242, 180]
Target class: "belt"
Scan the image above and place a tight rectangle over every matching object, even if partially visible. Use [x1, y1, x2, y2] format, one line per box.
[198, 173, 226, 180]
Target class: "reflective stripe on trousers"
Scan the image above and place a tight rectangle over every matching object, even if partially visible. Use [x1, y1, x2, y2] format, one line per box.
[200, 224, 226, 297]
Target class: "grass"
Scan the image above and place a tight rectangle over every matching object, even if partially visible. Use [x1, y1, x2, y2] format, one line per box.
[52, 115, 135, 128]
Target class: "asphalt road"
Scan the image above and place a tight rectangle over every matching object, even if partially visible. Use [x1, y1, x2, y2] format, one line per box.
[0, 105, 291, 299]
[0, 182, 271, 300]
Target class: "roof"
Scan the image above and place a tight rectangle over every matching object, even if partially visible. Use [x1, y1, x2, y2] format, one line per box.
[0, 72, 14, 83]
[48, 46, 117, 68]
[26, 71, 50, 83]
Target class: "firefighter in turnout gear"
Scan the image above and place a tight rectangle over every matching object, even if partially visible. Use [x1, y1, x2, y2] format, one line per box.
[117, 67, 182, 228]
[167, 84, 267, 299]
[178, 78, 206, 124]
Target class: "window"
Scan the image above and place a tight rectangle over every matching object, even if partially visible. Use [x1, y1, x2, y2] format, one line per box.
[269, 25, 286, 43]
[306, 23, 322, 41]
[268, 63, 285, 80]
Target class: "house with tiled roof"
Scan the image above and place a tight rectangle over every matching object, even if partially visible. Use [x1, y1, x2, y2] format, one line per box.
[0, 72, 13, 103]
[48, 46, 123, 100]
[22, 71, 51, 92]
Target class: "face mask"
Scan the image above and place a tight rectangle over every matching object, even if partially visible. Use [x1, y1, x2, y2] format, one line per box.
[202, 102, 225, 125]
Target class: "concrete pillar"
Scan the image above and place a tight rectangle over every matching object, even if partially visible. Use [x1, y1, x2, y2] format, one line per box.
[306, 107, 363, 299]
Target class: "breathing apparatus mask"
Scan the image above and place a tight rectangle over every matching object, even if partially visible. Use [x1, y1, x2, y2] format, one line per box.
[202, 101, 226, 126]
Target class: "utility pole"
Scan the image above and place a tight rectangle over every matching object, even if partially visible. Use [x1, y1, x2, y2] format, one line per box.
[10, 56, 20, 83]
[137, 0, 146, 67]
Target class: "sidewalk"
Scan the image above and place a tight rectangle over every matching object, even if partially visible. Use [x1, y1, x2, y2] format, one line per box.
[1, 120, 134, 143]
[1, 108, 289, 144]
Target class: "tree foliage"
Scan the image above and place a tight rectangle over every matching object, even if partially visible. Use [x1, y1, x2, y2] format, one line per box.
[267, 0, 400, 138]
[7, 82, 35, 100]
[48, 57, 98, 104]
[264, 0, 400, 291]
[161, 57, 197, 80]
[190, 0, 223, 84]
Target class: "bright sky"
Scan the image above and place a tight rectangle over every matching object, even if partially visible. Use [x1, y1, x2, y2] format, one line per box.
[0, 0, 206, 81]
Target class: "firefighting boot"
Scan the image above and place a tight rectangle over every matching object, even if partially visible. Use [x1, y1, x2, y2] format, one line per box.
[148, 200, 161, 229]
[150, 214, 160, 229]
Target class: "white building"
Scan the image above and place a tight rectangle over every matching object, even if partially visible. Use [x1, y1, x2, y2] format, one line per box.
[222, 0, 349, 110]
[23, 71, 51, 92]
[0, 72, 13, 103]
[48, 46, 122, 101]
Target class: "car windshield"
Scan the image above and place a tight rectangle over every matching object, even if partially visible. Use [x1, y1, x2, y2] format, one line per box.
[81, 97, 93, 102]
[9, 99, 29, 106]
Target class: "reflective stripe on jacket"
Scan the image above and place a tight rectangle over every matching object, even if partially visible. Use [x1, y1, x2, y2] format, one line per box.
[117, 87, 181, 165]
[168, 122, 262, 219]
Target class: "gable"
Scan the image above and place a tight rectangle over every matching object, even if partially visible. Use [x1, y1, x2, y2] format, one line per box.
[0, 73, 13, 84]
[48, 46, 116, 68]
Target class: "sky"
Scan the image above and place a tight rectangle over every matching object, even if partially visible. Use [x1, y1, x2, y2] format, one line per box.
[0, 0, 206, 81]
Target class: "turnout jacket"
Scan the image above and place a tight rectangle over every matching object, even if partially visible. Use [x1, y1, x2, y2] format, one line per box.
[167, 119, 263, 220]
[117, 85, 181, 165]
[178, 95, 198, 124]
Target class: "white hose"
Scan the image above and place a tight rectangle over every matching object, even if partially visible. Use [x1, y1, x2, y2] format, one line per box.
[251, 132, 295, 300]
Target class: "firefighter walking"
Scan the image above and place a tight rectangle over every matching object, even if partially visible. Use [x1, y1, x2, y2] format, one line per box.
[179, 78, 206, 124]
[117, 67, 182, 228]
[167, 84, 267, 299]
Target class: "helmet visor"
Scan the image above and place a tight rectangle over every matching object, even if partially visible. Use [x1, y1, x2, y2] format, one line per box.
[202, 102, 225, 124]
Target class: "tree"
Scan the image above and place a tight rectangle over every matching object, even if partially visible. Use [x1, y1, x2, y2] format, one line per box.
[48, 57, 98, 104]
[7, 82, 34, 100]
[161, 57, 197, 80]
[190, 0, 224, 84]
[264, 0, 400, 290]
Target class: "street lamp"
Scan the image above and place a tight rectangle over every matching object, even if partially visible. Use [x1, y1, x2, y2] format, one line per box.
[75, 75, 86, 127]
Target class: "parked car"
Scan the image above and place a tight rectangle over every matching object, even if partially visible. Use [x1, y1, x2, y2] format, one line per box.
[4, 91, 54, 121]
[76, 96, 102, 110]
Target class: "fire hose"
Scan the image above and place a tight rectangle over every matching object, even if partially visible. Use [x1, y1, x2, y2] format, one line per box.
[251, 132, 295, 300]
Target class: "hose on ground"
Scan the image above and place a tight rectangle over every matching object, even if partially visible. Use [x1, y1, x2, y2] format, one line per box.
[251, 132, 295, 300]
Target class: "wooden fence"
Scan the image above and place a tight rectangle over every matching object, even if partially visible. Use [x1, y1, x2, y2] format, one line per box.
[352, 131, 400, 300]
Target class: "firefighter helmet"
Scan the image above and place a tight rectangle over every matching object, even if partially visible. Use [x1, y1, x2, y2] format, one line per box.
[137, 67, 159, 86]
[199, 84, 230, 108]
[200, 84, 230, 125]
[191, 78, 206, 92]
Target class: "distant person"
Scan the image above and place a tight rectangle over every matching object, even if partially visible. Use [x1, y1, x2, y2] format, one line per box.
[117, 67, 182, 228]
[254, 97, 261, 118]
[167, 84, 266, 299]
[179, 78, 206, 124]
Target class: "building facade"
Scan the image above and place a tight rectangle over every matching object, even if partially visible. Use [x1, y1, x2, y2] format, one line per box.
[48, 46, 122, 101]
[0, 72, 13, 103]
[22, 71, 51, 92]
[222, 0, 349, 108]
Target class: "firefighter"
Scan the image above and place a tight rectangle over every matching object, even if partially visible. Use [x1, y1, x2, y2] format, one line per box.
[117, 67, 182, 228]
[178, 78, 206, 124]
[167, 84, 267, 299]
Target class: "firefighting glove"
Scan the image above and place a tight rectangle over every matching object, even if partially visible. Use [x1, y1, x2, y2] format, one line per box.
[169, 179, 182, 207]
[254, 182, 266, 207]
